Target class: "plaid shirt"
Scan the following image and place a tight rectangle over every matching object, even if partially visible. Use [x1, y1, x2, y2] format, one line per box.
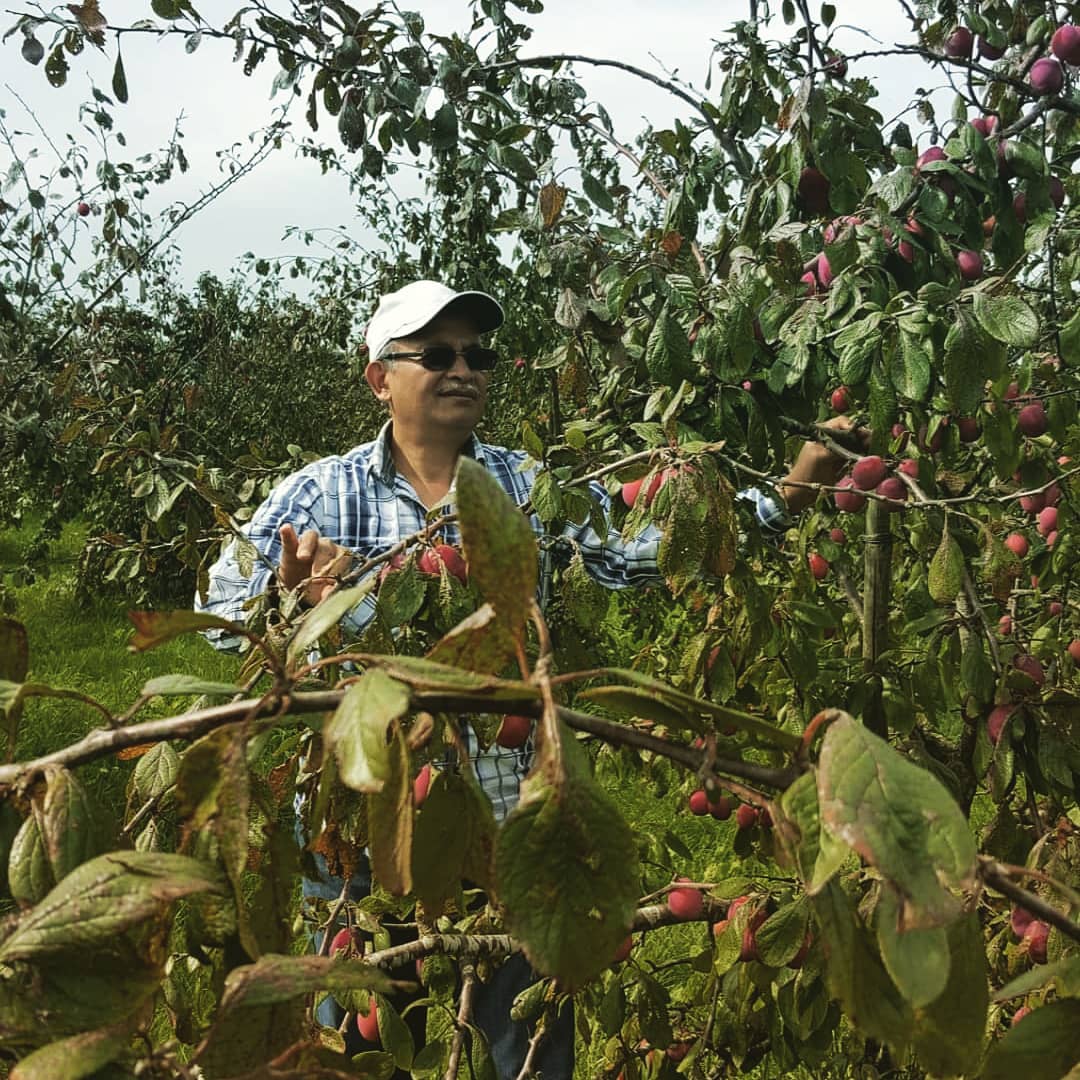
[196, 421, 786, 819]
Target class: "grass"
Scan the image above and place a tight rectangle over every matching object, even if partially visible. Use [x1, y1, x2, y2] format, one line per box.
[2, 518, 242, 811]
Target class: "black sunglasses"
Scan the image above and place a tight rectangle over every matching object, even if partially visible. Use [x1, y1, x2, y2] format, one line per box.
[385, 345, 499, 371]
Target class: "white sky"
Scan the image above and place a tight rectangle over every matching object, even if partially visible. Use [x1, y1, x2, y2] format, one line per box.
[1, 1, 942, 289]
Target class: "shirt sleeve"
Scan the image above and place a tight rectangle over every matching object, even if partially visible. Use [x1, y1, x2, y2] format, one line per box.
[194, 468, 330, 649]
[550, 480, 790, 591]
[557, 480, 666, 589]
[737, 486, 790, 533]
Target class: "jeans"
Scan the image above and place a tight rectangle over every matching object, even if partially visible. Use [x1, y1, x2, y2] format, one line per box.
[300, 827, 574, 1078]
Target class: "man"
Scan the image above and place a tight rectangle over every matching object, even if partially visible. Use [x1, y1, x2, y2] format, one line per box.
[196, 279, 853, 1076]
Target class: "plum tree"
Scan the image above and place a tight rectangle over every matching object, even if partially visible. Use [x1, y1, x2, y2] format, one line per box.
[2, 2, 1079, 1077]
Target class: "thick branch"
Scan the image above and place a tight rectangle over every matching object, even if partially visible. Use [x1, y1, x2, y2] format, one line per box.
[363, 899, 731, 972]
[0, 688, 796, 791]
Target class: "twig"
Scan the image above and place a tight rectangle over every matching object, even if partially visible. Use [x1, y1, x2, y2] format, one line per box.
[316, 879, 353, 957]
[579, 118, 709, 278]
[443, 963, 477, 1080]
[46, 118, 286, 356]
[833, 563, 864, 625]
[981, 858, 1080, 944]
[121, 784, 174, 837]
[481, 53, 719, 133]
[514, 1005, 552, 1080]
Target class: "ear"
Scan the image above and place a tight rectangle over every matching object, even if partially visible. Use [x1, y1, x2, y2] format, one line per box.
[365, 360, 392, 404]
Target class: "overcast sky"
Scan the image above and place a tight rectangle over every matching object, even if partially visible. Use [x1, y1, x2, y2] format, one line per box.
[2, 1, 940, 290]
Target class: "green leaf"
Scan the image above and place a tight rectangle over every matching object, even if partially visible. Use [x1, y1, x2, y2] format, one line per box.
[943, 309, 990, 416]
[33, 766, 103, 888]
[582, 172, 614, 212]
[645, 304, 693, 386]
[0, 679, 108, 728]
[21, 34, 44, 65]
[530, 470, 562, 524]
[960, 639, 995, 706]
[578, 686, 704, 734]
[217, 953, 392, 1009]
[425, 603, 517, 675]
[1061, 309, 1080, 365]
[894, 331, 932, 402]
[810, 880, 913, 1050]
[430, 101, 457, 150]
[411, 771, 468, 917]
[142, 673, 239, 697]
[0, 852, 225, 962]
[817, 714, 977, 929]
[911, 911, 988, 1077]
[8, 1017, 139, 1080]
[973, 291, 1039, 347]
[495, 723, 638, 991]
[375, 993, 415, 1071]
[927, 521, 964, 604]
[554, 287, 587, 330]
[754, 898, 810, 966]
[367, 723, 413, 895]
[994, 956, 1080, 1001]
[45, 44, 68, 87]
[8, 812, 53, 907]
[111, 52, 128, 104]
[325, 671, 411, 793]
[776, 770, 849, 893]
[875, 887, 950, 1007]
[128, 610, 246, 652]
[287, 580, 376, 664]
[456, 457, 537, 642]
[363, 654, 539, 703]
[460, 769, 497, 891]
[214, 732, 258, 959]
[338, 88, 366, 150]
[580, 668, 801, 750]
[375, 564, 427, 627]
[982, 407, 1021, 481]
[981, 999, 1080, 1080]
[1002, 138, 1047, 180]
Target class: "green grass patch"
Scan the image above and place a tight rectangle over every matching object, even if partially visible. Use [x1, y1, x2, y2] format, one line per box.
[3, 518, 242, 811]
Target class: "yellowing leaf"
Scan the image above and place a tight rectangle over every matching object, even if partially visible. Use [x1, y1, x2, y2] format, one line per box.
[927, 521, 964, 604]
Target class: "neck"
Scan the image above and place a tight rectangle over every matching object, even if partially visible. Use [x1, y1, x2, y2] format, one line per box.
[388, 419, 471, 505]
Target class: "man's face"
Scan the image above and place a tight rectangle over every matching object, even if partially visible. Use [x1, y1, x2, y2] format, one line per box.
[366, 312, 491, 438]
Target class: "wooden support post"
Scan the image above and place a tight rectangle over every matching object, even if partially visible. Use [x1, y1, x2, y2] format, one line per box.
[861, 498, 893, 738]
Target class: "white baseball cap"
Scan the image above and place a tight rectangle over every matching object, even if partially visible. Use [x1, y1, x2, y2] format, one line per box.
[365, 280, 504, 360]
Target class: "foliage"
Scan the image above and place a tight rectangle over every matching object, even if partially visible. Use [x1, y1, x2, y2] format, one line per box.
[1, 0, 1080, 1077]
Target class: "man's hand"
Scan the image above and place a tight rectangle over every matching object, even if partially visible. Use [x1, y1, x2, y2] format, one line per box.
[278, 524, 353, 606]
[778, 416, 871, 514]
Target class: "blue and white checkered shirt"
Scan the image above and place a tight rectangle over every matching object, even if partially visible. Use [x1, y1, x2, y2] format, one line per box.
[196, 420, 787, 819]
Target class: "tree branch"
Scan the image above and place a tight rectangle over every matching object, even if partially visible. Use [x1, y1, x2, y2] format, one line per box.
[481, 54, 718, 133]
[0, 686, 797, 791]
[443, 963, 477, 1080]
[981, 858, 1080, 945]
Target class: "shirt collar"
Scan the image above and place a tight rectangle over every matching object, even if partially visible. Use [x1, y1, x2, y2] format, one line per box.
[368, 420, 488, 483]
